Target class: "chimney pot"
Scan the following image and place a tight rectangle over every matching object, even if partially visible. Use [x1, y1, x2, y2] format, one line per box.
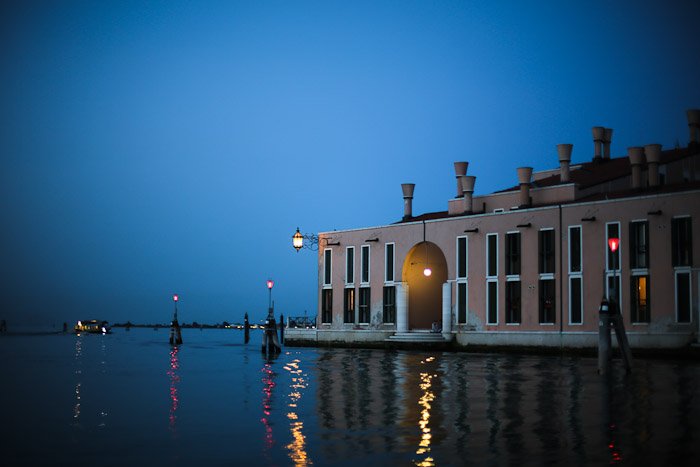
[627, 147, 645, 189]
[603, 128, 613, 159]
[592, 126, 605, 161]
[517, 167, 533, 207]
[557, 144, 573, 183]
[401, 183, 415, 220]
[460, 175, 476, 213]
[454, 162, 468, 197]
[644, 144, 662, 187]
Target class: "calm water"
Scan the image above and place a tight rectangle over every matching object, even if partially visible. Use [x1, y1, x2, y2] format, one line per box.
[1, 328, 699, 466]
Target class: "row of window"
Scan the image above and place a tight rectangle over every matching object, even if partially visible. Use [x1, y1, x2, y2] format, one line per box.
[321, 217, 694, 325]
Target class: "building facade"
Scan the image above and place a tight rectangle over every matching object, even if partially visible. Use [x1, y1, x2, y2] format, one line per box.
[300, 110, 700, 349]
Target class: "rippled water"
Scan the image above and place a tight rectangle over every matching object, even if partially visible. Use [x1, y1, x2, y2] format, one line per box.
[1, 328, 699, 466]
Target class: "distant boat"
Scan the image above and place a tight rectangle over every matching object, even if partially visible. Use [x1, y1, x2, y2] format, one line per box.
[74, 320, 111, 334]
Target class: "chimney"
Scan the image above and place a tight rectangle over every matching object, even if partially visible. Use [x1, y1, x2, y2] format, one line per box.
[687, 109, 700, 144]
[557, 143, 573, 182]
[603, 128, 613, 159]
[401, 183, 415, 220]
[644, 144, 662, 187]
[628, 147, 645, 189]
[517, 167, 533, 207]
[460, 175, 476, 213]
[592, 126, 605, 161]
[454, 162, 468, 197]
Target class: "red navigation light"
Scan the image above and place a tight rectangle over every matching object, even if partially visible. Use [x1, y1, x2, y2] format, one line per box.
[608, 238, 620, 252]
[267, 280, 274, 289]
[173, 294, 179, 302]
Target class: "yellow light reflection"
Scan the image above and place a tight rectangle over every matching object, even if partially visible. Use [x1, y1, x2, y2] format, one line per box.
[415, 357, 437, 467]
[284, 358, 312, 466]
[72, 338, 82, 425]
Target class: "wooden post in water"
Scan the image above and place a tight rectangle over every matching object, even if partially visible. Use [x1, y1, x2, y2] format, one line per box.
[261, 307, 281, 356]
[279, 313, 284, 345]
[598, 298, 632, 374]
[244, 312, 250, 344]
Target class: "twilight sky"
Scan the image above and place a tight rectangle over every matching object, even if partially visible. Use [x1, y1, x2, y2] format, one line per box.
[2, 0, 699, 326]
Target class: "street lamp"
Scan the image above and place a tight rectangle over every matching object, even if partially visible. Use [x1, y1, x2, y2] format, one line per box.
[291, 227, 339, 252]
[267, 279, 274, 310]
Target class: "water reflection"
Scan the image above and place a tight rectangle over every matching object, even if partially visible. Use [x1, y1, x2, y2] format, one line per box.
[167, 346, 180, 434]
[415, 356, 437, 467]
[72, 337, 82, 425]
[261, 361, 276, 453]
[283, 358, 311, 466]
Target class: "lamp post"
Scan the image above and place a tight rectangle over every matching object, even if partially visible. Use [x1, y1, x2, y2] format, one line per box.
[266, 279, 274, 310]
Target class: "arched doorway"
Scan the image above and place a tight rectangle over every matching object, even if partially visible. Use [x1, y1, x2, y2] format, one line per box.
[402, 241, 448, 330]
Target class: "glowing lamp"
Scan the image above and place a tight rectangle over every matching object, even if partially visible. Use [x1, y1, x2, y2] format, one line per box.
[608, 238, 620, 252]
[173, 294, 179, 302]
[267, 279, 274, 289]
[423, 267, 432, 277]
[292, 228, 304, 251]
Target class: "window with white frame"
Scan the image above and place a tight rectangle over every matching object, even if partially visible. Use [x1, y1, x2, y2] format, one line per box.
[457, 236, 468, 323]
[359, 287, 371, 323]
[486, 233, 498, 325]
[343, 288, 355, 324]
[568, 226, 583, 324]
[385, 243, 395, 283]
[538, 228, 555, 324]
[672, 216, 692, 323]
[361, 245, 370, 285]
[323, 249, 332, 286]
[345, 247, 354, 285]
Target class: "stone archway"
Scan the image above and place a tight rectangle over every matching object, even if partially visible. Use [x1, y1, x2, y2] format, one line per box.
[402, 241, 448, 330]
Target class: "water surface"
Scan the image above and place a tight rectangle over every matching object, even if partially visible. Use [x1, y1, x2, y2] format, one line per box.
[1, 328, 699, 466]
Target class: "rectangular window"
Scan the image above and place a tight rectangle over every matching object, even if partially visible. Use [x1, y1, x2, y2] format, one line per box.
[606, 223, 621, 271]
[343, 288, 355, 324]
[385, 243, 395, 283]
[321, 289, 333, 324]
[345, 247, 354, 285]
[569, 226, 582, 273]
[569, 277, 583, 325]
[361, 245, 370, 284]
[630, 275, 650, 323]
[457, 236, 468, 279]
[539, 229, 555, 274]
[675, 271, 692, 323]
[487, 281, 498, 324]
[630, 221, 649, 269]
[539, 279, 556, 324]
[672, 217, 693, 267]
[323, 249, 332, 286]
[505, 280, 521, 324]
[487, 234, 498, 277]
[457, 282, 468, 324]
[359, 287, 371, 323]
[383, 286, 396, 323]
[506, 232, 521, 276]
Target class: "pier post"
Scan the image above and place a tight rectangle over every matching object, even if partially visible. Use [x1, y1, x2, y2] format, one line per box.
[598, 299, 611, 374]
[396, 282, 408, 333]
[244, 312, 250, 344]
[279, 313, 284, 345]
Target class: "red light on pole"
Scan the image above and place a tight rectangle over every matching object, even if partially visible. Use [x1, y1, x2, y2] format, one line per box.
[608, 238, 620, 252]
[267, 280, 274, 290]
[173, 294, 179, 302]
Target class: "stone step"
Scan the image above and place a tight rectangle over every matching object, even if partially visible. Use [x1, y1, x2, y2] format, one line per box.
[386, 332, 446, 343]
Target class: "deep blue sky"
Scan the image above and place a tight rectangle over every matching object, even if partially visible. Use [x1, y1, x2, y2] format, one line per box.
[2, 1, 699, 326]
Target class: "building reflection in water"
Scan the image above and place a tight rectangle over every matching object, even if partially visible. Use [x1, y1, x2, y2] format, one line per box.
[283, 358, 311, 466]
[167, 346, 180, 435]
[73, 337, 82, 425]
